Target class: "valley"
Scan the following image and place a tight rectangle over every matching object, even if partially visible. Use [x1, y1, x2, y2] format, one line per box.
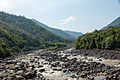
[0, 11, 120, 80]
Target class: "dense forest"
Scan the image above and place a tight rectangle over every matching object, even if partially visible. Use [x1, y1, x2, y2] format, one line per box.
[0, 12, 72, 58]
[74, 26, 120, 49]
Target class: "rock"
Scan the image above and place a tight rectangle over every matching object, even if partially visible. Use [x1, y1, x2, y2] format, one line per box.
[63, 69, 67, 73]
[1, 47, 120, 80]
[30, 60, 34, 63]
[2, 77, 8, 80]
[23, 71, 37, 79]
[99, 59, 102, 61]
[5, 61, 15, 65]
[50, 72, 54, 74]
[38, 65, 43, 68]
[94, 76, 106, 80]
[16, 70, 24, 75]
[80, 71, 87, 78]
[87, 76, 94, 80]
[30, 65, 35, 70]
[71, 74, 77, 78]
[15, 75, 25, 80]
[43, 62, 48, 64]
[88, 59, 93, 61]
[53, 68, 62, 71]
[39, 69, 45, 73]
[37, 73, 46, 80]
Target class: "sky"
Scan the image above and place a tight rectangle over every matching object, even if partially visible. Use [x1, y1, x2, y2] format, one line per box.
[0, 0, 120, 33]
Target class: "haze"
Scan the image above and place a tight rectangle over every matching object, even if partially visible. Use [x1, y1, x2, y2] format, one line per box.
[0, 0, 120, 33]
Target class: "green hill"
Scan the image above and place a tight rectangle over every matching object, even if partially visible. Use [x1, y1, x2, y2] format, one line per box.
[74, 26, 120, 49]
[101, 17, 120, 30]
[64, 30, 83, 39]
[31, 19, 75, 39]
[0, 12, 72, 58]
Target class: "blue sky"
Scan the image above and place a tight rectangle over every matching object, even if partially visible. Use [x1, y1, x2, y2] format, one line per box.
[0, 0, 120, 33]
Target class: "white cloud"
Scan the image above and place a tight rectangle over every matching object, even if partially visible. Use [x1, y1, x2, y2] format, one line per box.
[61, 16, 77, 25]
[0, 0, 13, 11]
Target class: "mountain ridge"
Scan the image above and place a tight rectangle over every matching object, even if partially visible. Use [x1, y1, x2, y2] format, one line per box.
[31, 19, 75, 39]
[64, 30, 83, 39]
[32, 19, 83, 39]
[101, 16, 120, 30]
[0, 12, 71, 57]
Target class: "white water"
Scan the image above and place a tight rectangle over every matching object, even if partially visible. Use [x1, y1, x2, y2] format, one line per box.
[15, 48, 120, 80]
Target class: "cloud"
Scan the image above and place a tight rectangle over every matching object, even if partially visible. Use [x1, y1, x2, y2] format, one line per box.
[0, 0, 13, 11]
[61, 16, 77, 25]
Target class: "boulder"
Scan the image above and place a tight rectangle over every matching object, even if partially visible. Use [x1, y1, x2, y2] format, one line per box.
[39, 69, 45, 73]
[23, 71, 37, 79]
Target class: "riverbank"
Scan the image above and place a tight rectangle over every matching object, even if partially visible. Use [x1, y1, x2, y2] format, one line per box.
[0, 47, 120, 80]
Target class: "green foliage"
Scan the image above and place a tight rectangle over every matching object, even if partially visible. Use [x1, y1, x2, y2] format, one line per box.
[0, 12, 71, 58]
[10, 52, 14, 56]
[74, 26, 120, 50]
[64, 31, 83, 39]
[44, 41, 67, 50]
[32, 19, 76, 39]
[101, 17, 120, 30]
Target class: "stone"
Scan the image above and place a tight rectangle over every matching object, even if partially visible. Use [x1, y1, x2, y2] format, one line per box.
[39, 69, 45, 73]
[63, 69, 67, 73]
[80, 72, 87, 78]
[15, 75, 25, 80]
[23, 71, 37, 79]
[38, 65, 43, 68]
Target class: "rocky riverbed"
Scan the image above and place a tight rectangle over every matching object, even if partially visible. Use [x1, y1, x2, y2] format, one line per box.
[0, 47, 120, 80]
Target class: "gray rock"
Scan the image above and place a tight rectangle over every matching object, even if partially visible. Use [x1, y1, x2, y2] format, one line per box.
[39, 69, 45, 73]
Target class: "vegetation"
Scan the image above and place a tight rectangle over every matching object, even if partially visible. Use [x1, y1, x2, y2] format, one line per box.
[44, 42, 67, 50]
[32, 19, 75, 39]
[101, 17, 120, 30]
[74, 26, 120, 50]
[0, 12, 72, 58]
[65, 30, 83, 39]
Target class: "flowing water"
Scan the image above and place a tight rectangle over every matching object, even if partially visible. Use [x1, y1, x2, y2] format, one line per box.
[2, 48, 119, 80]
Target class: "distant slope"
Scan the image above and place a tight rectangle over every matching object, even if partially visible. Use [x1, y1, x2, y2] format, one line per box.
[0, 12, 71, 58]
[64, 30, 83, 38]
[101, 17, 120, 30]
[0, 12, 67, 43]
[31, 19, 75, 39]
[74, 26, 120, 50]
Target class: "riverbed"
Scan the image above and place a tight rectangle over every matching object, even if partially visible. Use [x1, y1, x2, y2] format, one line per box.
[0, 47, 120, 80]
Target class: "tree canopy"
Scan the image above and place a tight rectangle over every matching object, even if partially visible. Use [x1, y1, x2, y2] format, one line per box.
[74, 26, 120, 50]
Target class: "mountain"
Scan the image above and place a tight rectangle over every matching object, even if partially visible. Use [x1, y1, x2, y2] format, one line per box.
[64, 30, 83, 38]
[101, 17, 120, 30]
[31, 19, 75, 39]
[74, 26, 120, 49]
[0, 12, 71, 58]
[0, 20, 39, 57]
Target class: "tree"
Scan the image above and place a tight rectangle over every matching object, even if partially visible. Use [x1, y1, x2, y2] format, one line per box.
[74, 26, 120, 50]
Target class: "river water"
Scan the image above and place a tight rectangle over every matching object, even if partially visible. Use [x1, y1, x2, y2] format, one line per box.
[14, 48, 120, 80]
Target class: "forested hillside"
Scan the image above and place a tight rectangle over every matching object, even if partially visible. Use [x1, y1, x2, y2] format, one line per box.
[74, 26, 120, 49]
[64, 30, 83, 38]
[101, 17, 120, 30]
[0, 12, 72, 58]
[32, 19, 75, 39]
